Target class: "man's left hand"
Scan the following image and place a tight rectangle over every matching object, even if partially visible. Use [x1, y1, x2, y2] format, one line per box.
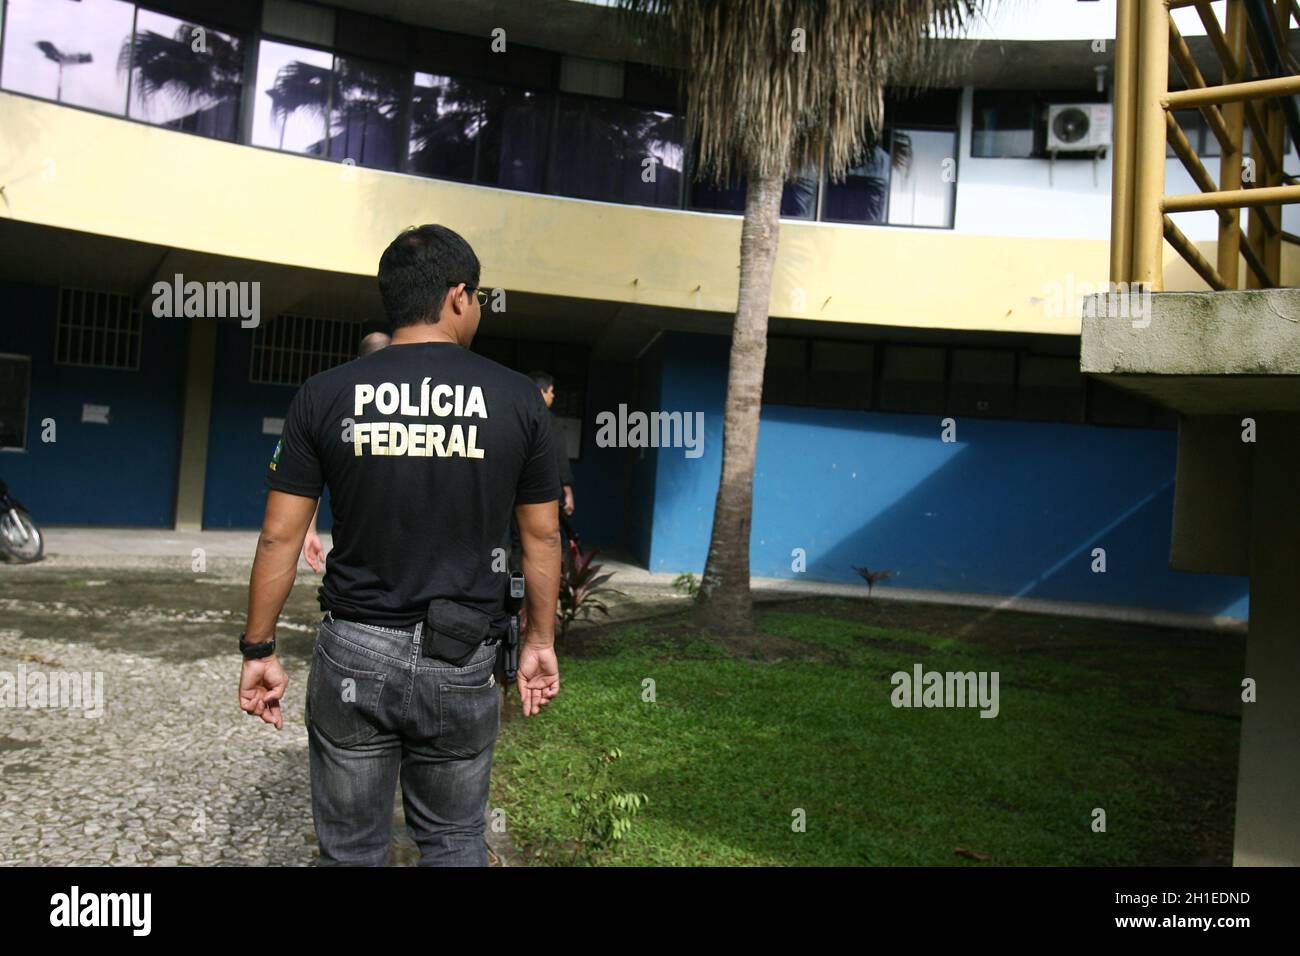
[303, 530, 325, 573]
[239, 657, 288, 730]
[563, 487, 575, 516]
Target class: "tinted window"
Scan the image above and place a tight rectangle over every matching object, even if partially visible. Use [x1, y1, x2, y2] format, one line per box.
[879, 345, 946, 414]
[409, 73, 550, 191]
[1, 0, 135, 113]
[1088, 379, 1154, 427]
[690, 166, 818, 218]
[251, 39, 332, 154]
[948, 349, 1015, 417]
[689, 176, 747, 213]
[972, 90, 1036, 158]
[888, 128, 957, 228]
[0, 355, 31, 451]
[810, 340, 874, 410]
[1017, 354, 1084, 423]
[763, 338, 808, 405]
[126, 9, 244, 142]
[823, 144, 892, 224]
[550, 96, 684, 207]
[327, 55, 404, 170]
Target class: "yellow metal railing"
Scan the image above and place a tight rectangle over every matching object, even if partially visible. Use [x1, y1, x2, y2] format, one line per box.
[1112, 0, 1300, 291]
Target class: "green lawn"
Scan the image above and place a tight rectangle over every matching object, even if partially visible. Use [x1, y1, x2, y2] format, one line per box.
[490, 599, 1243, 866]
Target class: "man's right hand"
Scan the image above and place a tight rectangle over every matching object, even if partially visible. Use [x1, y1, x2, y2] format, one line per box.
[303, 529, 325, 573]
[515, 642, 559, 717]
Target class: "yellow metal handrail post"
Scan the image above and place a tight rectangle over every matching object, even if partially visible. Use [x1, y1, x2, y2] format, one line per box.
[1135, 0, 1172, 289]
[1219, 0, 1247, 287]
[1265, 99, 1286, 279]
[1266, 1, 1289, 280]
[1111, 0, 1140, 284]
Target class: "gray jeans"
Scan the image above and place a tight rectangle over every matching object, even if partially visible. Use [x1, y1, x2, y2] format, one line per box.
[305, 613, 500, 866]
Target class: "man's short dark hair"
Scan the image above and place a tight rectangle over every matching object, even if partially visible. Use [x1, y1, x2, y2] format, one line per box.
[528, 370, 554, 391]
[378, 225, 480, 328]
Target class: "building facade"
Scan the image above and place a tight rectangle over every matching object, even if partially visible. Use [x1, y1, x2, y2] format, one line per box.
[2, 0, 1289, 620]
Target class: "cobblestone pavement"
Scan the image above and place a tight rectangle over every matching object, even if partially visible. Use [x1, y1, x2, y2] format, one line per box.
[0, 626, 320, 866]
[0, 558, 532, 866]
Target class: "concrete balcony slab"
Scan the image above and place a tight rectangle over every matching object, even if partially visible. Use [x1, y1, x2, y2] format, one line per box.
[1081, 290, 1300, 413]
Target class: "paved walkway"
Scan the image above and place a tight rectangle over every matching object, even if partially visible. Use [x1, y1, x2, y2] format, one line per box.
[33, 527, 1246, 633]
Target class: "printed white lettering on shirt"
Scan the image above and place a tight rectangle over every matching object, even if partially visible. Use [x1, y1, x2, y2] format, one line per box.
[351, 382, 488, 459]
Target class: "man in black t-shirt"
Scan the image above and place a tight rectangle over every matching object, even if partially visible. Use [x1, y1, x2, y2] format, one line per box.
[237, 224, 562, 866]
[528, 370, 578, 543]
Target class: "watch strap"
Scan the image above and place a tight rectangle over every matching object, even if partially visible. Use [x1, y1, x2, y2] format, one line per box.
[239, 632, 276, 659]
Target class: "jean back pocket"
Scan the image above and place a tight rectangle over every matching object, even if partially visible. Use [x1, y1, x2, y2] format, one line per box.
[306, 638, 387, 748]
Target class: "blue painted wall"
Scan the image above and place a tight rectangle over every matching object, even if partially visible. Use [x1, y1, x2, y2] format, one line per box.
[643, 331, 1250, 620]
[202, 321, 333, 529]
[0, 281, 185, 526]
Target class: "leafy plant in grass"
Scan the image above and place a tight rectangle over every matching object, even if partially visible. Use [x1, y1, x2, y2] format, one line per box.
[568, 747, 648, 862]
[557, 541, 622, 639]
[672, 572, 700, 598]
[851, 565, 894, 597]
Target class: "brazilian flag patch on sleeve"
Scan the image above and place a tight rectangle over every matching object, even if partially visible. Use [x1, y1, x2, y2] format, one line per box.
[269, 439, 282, 472]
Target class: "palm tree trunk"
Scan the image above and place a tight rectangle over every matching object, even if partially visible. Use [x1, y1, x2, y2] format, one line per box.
[695, 167, 783, 635]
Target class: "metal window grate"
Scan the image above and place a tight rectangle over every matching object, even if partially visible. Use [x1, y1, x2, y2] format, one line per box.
[250, 314, 362, 386]
[54, 289, 142, 370]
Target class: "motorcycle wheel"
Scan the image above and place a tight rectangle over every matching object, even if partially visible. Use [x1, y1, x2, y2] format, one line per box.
[0, 507, 44, 563]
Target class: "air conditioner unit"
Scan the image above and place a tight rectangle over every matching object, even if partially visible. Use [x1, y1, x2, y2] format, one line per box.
[1046, 103, 1112, 152]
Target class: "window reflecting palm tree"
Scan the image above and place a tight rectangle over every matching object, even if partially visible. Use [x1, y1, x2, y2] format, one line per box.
[552, 97, 684, 204]
[825, 129, 912, 223]
[266, 58, 331, 150]
[409, 76, 499, 181]
[118, 23, 242, 136]
[264, 56, 401, 165]
[328, 58, 402, 167]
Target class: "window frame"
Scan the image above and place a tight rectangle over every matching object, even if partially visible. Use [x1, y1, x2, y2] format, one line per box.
[54, 287, 144, 371]
[247, 313, 363, 387]
[0, 352, 33, 453]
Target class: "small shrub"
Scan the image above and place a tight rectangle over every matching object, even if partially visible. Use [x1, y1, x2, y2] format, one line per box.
[672, 572, 700, 598]
[557, 542, 622, 638]
[568, 748, 648, 861]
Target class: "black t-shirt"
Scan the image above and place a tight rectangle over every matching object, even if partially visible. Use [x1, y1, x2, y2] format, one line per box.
[266, 341, 560, 626]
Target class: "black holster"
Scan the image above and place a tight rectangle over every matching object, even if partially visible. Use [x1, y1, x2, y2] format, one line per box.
[422, 598, 494, 666]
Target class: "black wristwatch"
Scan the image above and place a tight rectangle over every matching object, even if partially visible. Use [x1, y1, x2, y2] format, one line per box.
[239, 632, 276, 659]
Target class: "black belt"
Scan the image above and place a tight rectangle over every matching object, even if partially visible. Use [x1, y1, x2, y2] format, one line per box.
[327, 613, 506, 644]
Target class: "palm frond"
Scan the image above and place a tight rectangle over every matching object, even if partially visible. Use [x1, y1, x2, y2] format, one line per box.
[617, 0, 990, 183]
